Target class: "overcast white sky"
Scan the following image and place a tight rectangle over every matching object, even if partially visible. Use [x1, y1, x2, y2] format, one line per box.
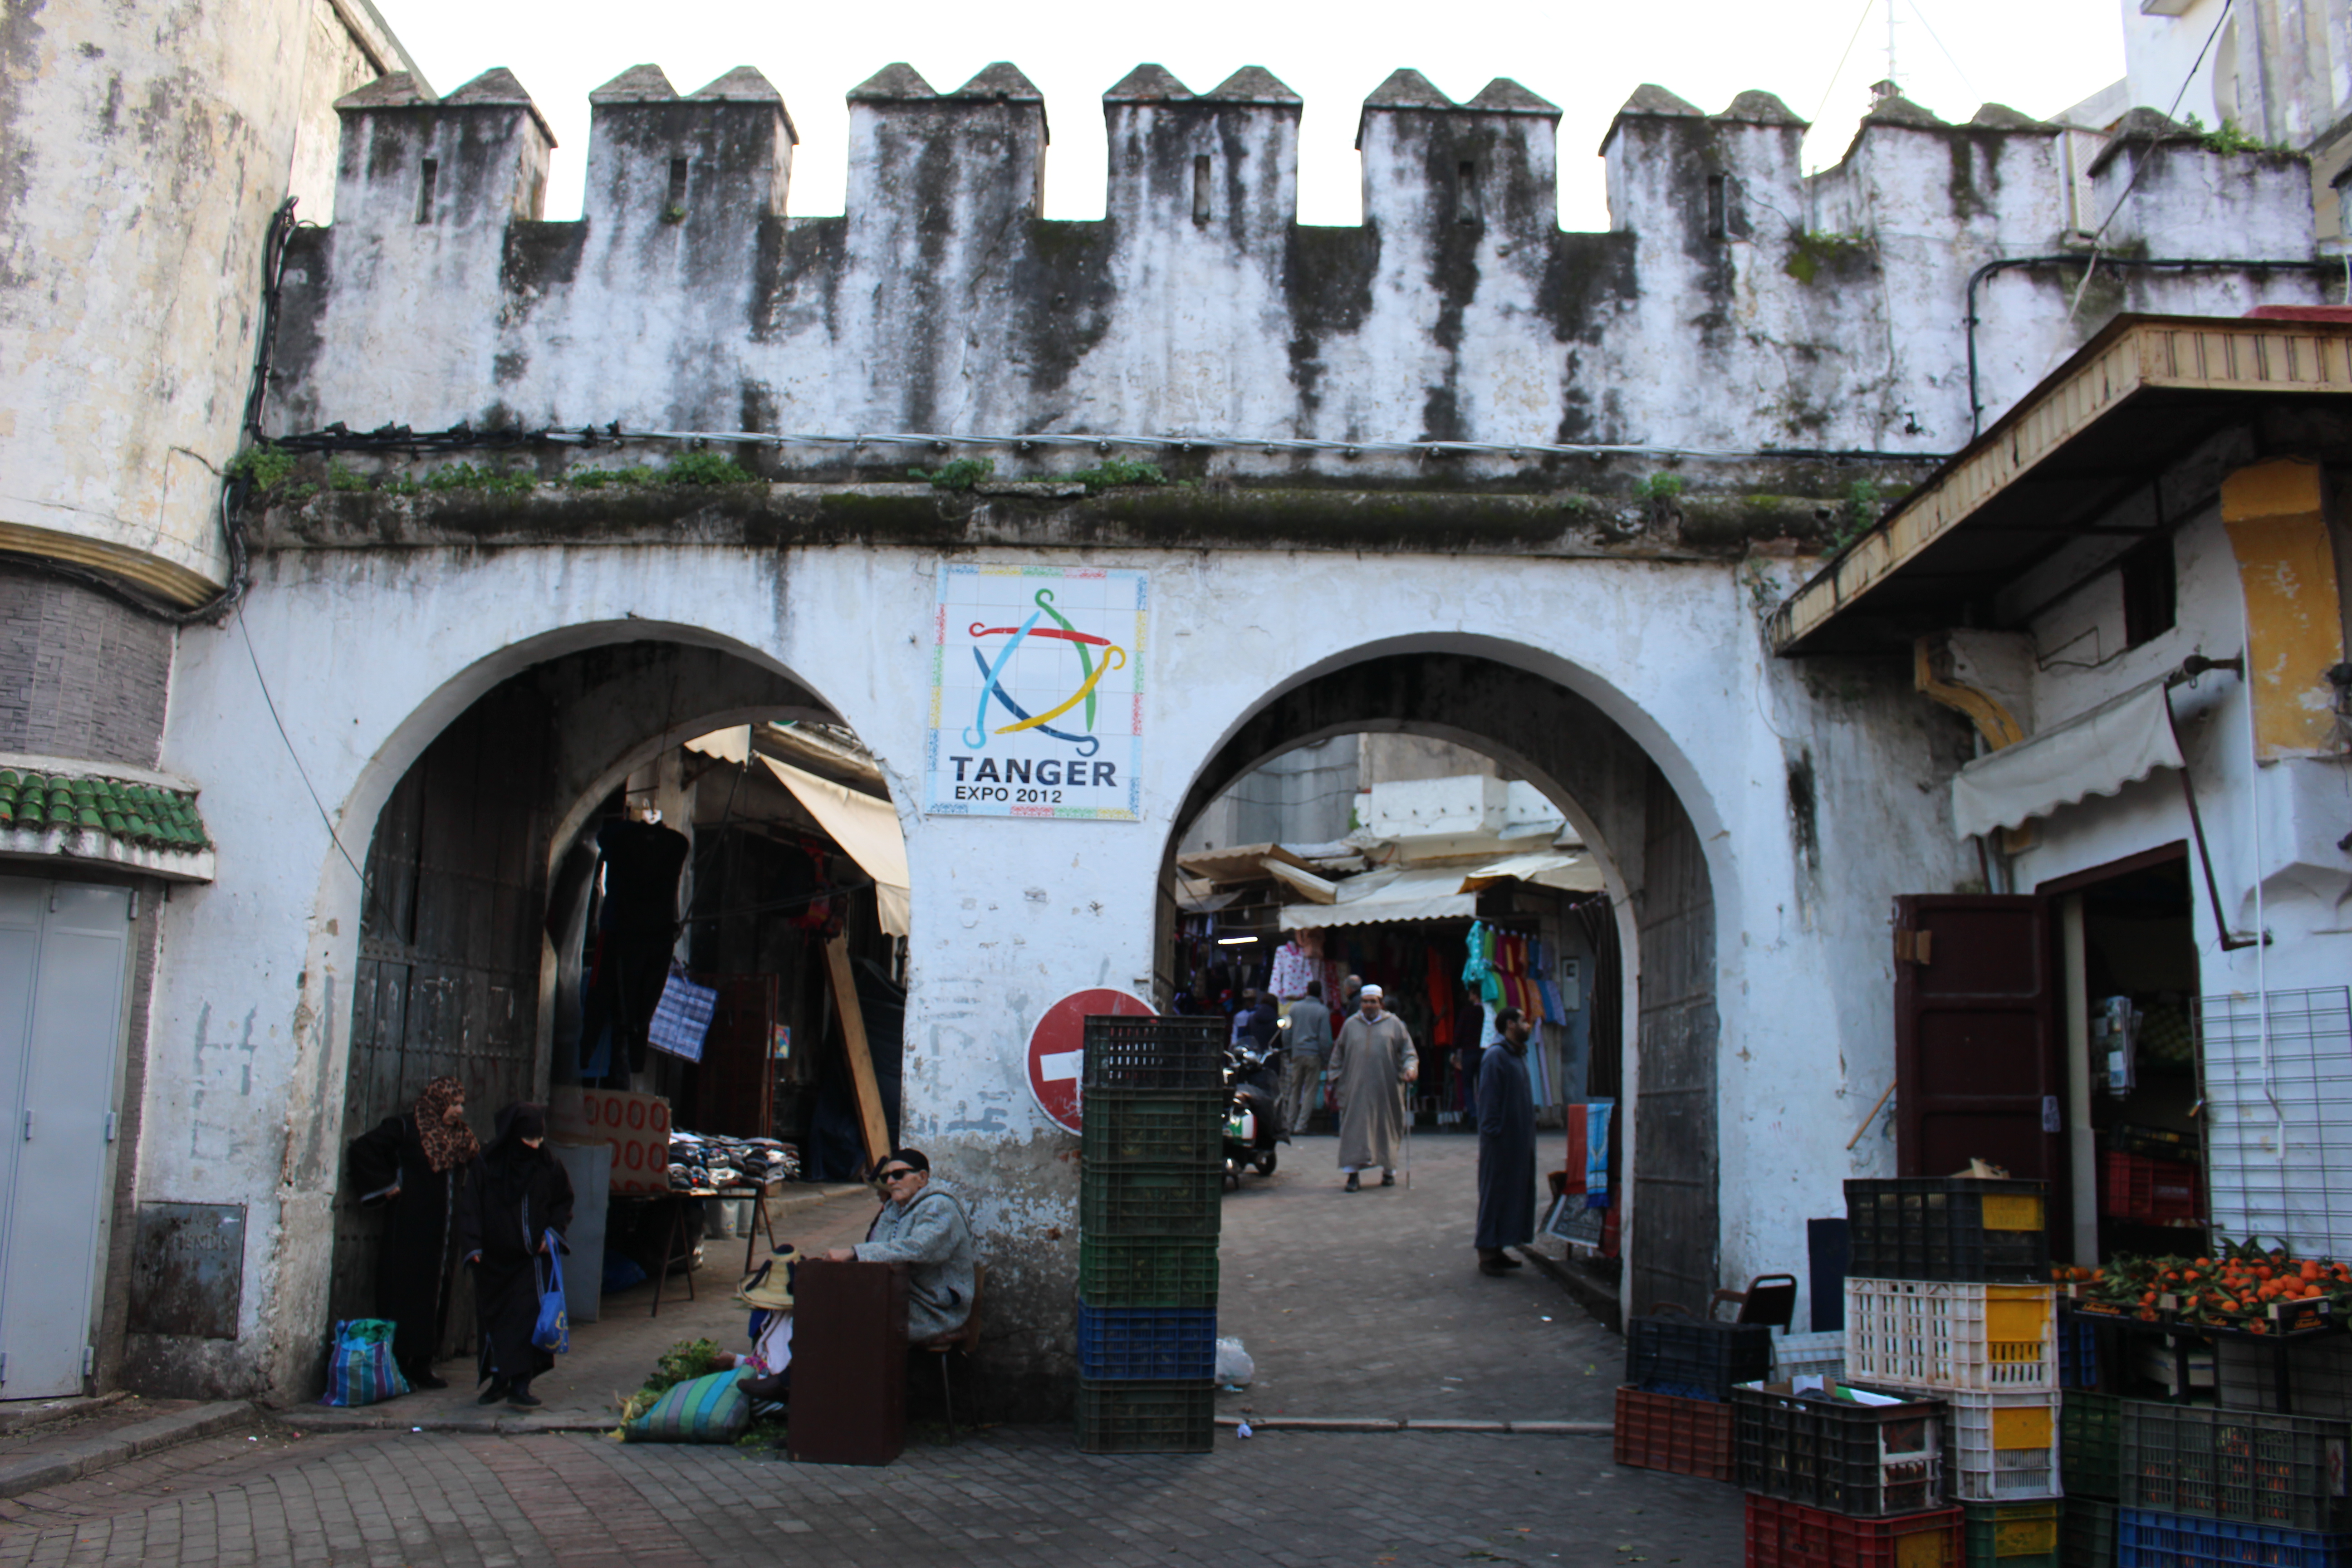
[379, 0, 2129, 232]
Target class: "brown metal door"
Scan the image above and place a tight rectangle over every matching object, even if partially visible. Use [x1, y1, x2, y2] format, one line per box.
[1892, 895, 2067, 1231]
[329, 683, 555, 1345]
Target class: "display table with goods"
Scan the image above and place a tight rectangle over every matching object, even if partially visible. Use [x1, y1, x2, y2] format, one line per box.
[2055, 1241, 2348, 1414]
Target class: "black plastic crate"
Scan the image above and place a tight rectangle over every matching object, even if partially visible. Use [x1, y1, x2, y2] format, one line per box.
[1733, 1380, 1949, 1519]
[1626, 1313, 1776, 1401]
[1080, 1163, 1222, 1237]
[1075, 1377, 1215, 1453]
[2062, 1390, 2122, 1502]
[1844, 1178, 2052, 1284]
[1078, 1234, 1219, 1308]
[1081, 1088, 1223, 1167]
[2118, 1401, 2352, 1533]
[2060, 1497, 2115, 1568]
[1083, 1015, 1224, 1092]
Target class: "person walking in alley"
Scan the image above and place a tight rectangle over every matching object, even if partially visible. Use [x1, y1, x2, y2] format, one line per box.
[346, 1075, 479, 1390]
[1279, 980, 1334, 1137]
[456, 1104, 574, 1408]
[1474, 1007, 1537, 1276]
[1330, 983, 1417, 1191]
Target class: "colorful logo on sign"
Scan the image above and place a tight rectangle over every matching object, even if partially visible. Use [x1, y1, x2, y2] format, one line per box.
[926, 565, 1147, 820]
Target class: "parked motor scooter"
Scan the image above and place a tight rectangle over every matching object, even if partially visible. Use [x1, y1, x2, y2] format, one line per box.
[1222, 1040, 1284, 1185]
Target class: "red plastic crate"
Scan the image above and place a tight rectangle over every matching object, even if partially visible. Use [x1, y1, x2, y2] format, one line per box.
[2100, 1152, 2201, 1224]
[1744, 1494, 1964, 1568]
[1614, 1386, 1735, 1481]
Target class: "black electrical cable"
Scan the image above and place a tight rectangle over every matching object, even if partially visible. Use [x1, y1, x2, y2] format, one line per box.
[1965, 254, 2338, 437]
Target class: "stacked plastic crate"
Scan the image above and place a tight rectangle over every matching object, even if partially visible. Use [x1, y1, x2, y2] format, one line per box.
[2112, 1402, 2352, 1567]
[1616, 1310, 1776, 1481]
[1843, 1177, 2064, 1568]
[1074, 1014, 1224, 1455]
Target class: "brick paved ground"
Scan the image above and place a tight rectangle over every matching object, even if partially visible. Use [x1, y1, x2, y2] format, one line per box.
[0, 1421, 1744, 1566]
[1218, 1131, 1619, 1422]
[0, 1137, 1756, 1565]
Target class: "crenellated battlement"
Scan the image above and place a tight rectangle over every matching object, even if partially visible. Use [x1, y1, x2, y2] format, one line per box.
[270, 62, 2327, 480]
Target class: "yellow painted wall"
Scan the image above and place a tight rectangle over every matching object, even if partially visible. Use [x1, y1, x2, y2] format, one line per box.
[2220, 460, 2347, 759]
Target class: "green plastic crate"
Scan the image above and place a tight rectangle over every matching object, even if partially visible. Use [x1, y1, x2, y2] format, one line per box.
[1963, 1500, 2060, 1567]
[2060, 1499, 2115, 1568]
[1081, 1089, 1223, 1167]
[1078, 1234, 1219, 1308]
[2062, 1390, 2122, 1502]
[1080, 1163, 1222, 1237]
[1075, 1377, 1215, 1453]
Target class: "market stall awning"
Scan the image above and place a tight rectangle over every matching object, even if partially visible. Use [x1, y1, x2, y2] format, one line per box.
[1176, 842, 1313, 884]
[1949, 676, 2183, 839]
[1279, 865, 1479, 930]
[1264, 858, 1339, 903]
[761, 757, 911, 937]
[1769, 314, 2352, 657]
[1458, 850, 1605, 895]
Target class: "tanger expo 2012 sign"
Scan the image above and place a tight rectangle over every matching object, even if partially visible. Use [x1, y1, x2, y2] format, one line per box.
[925, 564, 1147, 820]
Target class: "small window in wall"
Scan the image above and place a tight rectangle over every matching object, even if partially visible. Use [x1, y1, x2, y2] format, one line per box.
[2120, 534, 2177, 648]
[415, 158, 439, 224]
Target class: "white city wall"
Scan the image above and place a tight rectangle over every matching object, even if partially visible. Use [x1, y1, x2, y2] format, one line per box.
[148, 539, 1957, 1392]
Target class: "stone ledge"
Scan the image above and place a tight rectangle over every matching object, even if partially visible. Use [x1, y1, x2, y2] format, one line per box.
[0, 1400, 255, 1500]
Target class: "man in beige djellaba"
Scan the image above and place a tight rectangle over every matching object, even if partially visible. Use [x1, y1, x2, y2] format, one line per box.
[1329, 983, 1418, 1192]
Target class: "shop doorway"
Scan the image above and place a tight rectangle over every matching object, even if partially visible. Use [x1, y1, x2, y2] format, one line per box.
[327, 636, 905, 1371]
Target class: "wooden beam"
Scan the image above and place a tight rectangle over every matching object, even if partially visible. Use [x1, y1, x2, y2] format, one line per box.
[823, 932, 892, 1171]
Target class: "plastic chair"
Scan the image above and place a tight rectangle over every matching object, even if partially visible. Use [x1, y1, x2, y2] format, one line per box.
[1707, 1273, 1798, 1329]
[911, 1261, 986, 1440]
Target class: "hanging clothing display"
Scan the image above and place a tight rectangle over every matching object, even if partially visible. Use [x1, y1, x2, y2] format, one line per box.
[1269, 941, 1315, 1000]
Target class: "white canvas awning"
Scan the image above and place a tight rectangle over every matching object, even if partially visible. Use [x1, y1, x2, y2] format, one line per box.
[1950, 678, 2183, 840]
[1457, 850, 1605, 895]
[1279, 865, 1479, 930]
[761, 757, 911, 936]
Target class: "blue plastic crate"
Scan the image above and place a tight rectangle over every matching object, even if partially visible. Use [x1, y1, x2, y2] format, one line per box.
[1076, 1305, 1216, 1380]
[2061, 1316, 2102, 1390]
[2117, 1507, 2352, 1568]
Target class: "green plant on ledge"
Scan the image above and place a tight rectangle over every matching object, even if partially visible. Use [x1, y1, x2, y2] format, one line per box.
[226, 442, 296, 493]
[909, 456, 997, 491]
[1068, 457, 1169, 492]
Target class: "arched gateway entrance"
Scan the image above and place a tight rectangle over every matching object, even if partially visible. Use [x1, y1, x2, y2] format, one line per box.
[1161, 646, 1724, 1315]
[324, 632, 910, 1364]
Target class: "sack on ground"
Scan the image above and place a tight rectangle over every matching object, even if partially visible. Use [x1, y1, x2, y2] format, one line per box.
[1215, 1335, 1254, 1387]
[626, 1368, 751, 1443]
[320, 1318, 412, 1407]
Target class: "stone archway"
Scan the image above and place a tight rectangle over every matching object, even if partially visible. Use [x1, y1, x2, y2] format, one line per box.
[323, 635, 856, 1348]
[1164, 650, 1721, 1314]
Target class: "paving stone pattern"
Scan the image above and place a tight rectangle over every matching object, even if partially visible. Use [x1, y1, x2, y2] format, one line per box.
[0, 1139, 1753, 1564]
[0, 1421, 1744, 1566]
[1216, 1132, 1619, 1422]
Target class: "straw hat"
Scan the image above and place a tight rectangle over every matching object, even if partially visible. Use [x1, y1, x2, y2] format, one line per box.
[734, 1245, 800, 1311]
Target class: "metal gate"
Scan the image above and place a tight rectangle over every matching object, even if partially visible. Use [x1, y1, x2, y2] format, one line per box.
[328, 683, 554, 1347]
[1631, 764, 1720, 1315]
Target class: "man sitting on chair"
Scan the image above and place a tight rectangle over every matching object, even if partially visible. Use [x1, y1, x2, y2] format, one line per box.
[822, 1148, 977, 1340]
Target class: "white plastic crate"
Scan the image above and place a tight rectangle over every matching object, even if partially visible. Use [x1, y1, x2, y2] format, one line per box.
[1844, 1278, 2058, 1393]
[1772, 1330, 1846, 1384]
[1944, 1387, 2062, 1503]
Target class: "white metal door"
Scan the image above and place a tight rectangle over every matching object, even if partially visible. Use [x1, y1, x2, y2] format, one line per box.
[0, 877, 130, 1396]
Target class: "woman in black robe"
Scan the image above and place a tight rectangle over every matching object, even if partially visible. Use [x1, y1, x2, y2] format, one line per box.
[346, 1075, 479, 1389]
[1474, 1007, 1539, 1277]
[455, 1103, 574, 1408]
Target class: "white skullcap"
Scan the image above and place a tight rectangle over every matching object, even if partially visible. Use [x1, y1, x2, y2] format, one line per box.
[1360, 984, 1383, 999]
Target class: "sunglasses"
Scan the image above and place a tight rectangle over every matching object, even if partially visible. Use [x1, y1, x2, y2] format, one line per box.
[876, 1167, 917, 1183]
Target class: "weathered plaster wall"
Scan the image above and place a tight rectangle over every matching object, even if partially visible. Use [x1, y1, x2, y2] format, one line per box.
[143, 532, 1973, 1396]
[267, 65, 2323, 484]
[0, 0, 402, 601]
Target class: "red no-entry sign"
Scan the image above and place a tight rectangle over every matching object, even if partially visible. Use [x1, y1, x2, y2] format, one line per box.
[1026, 988, 1154, 1133]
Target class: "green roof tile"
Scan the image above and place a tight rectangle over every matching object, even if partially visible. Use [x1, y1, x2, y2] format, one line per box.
[0, 766, 208, 854]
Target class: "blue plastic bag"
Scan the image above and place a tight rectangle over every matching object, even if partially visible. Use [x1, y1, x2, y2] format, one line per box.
[532, 1229, 569, 1354]
[320, 1318, 410, 1407]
